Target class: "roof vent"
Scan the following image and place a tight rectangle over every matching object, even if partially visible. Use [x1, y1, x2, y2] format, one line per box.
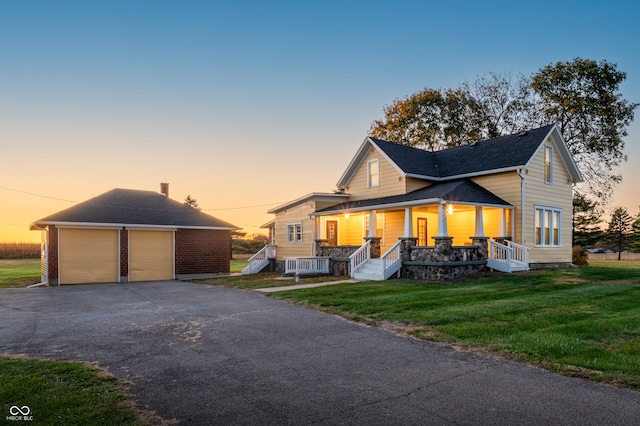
[160, 182, 169, 197]
[470, 141, 477, 147]
[518, 131, 528, 137]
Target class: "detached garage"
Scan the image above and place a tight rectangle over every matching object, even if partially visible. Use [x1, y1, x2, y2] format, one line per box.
[31, 185, 238, 285]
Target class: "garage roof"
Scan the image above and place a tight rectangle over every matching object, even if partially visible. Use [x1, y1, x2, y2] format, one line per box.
[31, 188, 239, 230]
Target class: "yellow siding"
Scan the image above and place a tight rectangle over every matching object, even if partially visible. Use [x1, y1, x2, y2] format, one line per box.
[346, 149, 406, 201]
[274, 201, 317, 260]
[523, 138, 574, 264]
[471, 172, 522, 241]
[382, 211, 404, 253]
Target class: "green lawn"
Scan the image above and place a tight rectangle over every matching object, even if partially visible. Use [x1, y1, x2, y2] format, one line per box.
[194, 272, 348, 289]
[0, 356, 156, 425]
[262, 261, 640, 390]
[0, 259, 40, 288]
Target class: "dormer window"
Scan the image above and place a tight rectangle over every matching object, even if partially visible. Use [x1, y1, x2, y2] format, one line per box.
[367, 159, 380, 188]
[544, 146, 553, 184]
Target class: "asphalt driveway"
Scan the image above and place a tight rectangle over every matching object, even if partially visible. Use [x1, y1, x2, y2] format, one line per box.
[2, 281, 640, 425]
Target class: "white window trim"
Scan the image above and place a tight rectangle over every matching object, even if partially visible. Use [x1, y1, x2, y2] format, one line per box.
[367, 159, 380, 188]
[287, 222, 303, 243]
[544, 145, 553, 184]
[534, 206, 561, 247]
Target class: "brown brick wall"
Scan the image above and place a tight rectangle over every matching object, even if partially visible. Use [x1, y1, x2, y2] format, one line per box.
[120, 229, 128, 277]
[47, 225, 59, 281]
[175, 229, 231, 274]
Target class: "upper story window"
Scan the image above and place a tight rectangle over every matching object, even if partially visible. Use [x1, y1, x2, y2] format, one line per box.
[544, 146, 553, 184]
[367, 159, 380, 188]
[287, 223, 302, 243]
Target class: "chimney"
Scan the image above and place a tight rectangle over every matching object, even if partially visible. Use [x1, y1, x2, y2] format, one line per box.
[160, 182, 169, 197]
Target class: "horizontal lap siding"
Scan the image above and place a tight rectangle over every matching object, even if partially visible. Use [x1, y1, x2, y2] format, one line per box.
[346, 149, 407, 201]
[524, 140, 573, 264]
[274, 202, 316, 260]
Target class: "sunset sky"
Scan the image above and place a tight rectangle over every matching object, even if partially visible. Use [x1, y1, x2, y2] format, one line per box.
[2, 1, 639, 243]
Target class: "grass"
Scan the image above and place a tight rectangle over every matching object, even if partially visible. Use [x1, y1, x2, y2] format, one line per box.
[230, 259, 248, 273]
[250, 261, 640, 390]
[0, 355, 162, 425]
[193, 272, 348, 290]
[0, 258, 250, 287]
[0, 259, 40, 288]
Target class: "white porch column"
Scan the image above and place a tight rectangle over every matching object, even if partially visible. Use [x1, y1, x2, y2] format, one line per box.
[498, 208, 506, 237]
[403, 207, 413, 238]
[474, 206, 485, 237]
[316, 216, 323, 240]
[368, 210, 377, 238]
[437, 202, 448, 237]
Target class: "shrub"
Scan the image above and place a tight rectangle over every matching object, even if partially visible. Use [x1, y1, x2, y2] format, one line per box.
[572, 246, 589, 266]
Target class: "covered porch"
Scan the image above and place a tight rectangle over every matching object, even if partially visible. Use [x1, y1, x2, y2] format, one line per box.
[311, 180, 527, 280]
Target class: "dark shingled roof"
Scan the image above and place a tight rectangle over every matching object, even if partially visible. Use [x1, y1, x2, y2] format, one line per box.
[33, 188, 238, 229]
[370, 124, 555, 178]
[316, 179, 511, 213]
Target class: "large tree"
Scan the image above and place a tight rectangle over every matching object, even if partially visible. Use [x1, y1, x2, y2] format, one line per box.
[531, 58, 638, 200]
[370, 58, 638, 202]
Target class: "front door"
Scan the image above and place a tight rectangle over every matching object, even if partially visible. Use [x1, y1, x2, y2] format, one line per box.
[326, 220, 338, 246]
[417, 217, 428, 246]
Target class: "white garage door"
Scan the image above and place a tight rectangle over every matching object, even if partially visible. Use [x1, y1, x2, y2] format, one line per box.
[59, 228, 119, 285]
[129, 230, 174, 282]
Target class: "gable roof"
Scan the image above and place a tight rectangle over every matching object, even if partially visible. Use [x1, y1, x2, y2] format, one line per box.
[338, 124, 583, 187]
[31, 188, 238, 230]
[315, 179, 511, 215]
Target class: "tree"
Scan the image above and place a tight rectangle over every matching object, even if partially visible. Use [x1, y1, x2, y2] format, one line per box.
[370, 58, 638, 202]
[572, 193, 604, 247]
[184, 195, 202, 211]
[605, 206, 633, 260]
[531, 58, 638, 201]
[630, 210, 640, 253]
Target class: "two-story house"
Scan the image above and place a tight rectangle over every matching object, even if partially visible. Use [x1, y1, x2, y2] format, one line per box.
[246, 124, 583, 280]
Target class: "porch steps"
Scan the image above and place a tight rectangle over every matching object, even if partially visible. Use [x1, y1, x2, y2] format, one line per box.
[486, 259, 528, 273]
[352, 259, 387, 281]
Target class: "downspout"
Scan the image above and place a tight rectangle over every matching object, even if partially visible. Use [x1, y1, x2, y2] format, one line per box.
[27, 223, 49, 287]
[517, 168, 526, 246]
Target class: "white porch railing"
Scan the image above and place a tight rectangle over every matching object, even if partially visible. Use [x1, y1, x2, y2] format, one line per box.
[284, 257, 330, 275]
[507, 240, 529, 266]
[241, 245, 276, 274]
[488, 240, 529, 273]
[349, 240, 371, 278]
[381, 240, 402, 280]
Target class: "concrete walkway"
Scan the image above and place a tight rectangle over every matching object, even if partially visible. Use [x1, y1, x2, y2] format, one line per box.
[255, 279, 357, 293]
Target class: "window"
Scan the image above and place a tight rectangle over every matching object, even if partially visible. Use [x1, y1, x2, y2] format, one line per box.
[367, 159, 380, 188]
[544, 146, 553, 184]
[287, 223, 302, 243]
[534, 206, 561, 246]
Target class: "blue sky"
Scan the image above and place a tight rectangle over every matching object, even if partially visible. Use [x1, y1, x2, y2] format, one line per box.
[1, 0, 639, 241]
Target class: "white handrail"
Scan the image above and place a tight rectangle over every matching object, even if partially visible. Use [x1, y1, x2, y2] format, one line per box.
[506, 240, 529, 266]
[242, 245, 276, 274]
[349, 240, 371, 278]
[381, 240, 402, 279]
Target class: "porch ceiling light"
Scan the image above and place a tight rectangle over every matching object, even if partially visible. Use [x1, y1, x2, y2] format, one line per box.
[447, 204, 453, 215]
